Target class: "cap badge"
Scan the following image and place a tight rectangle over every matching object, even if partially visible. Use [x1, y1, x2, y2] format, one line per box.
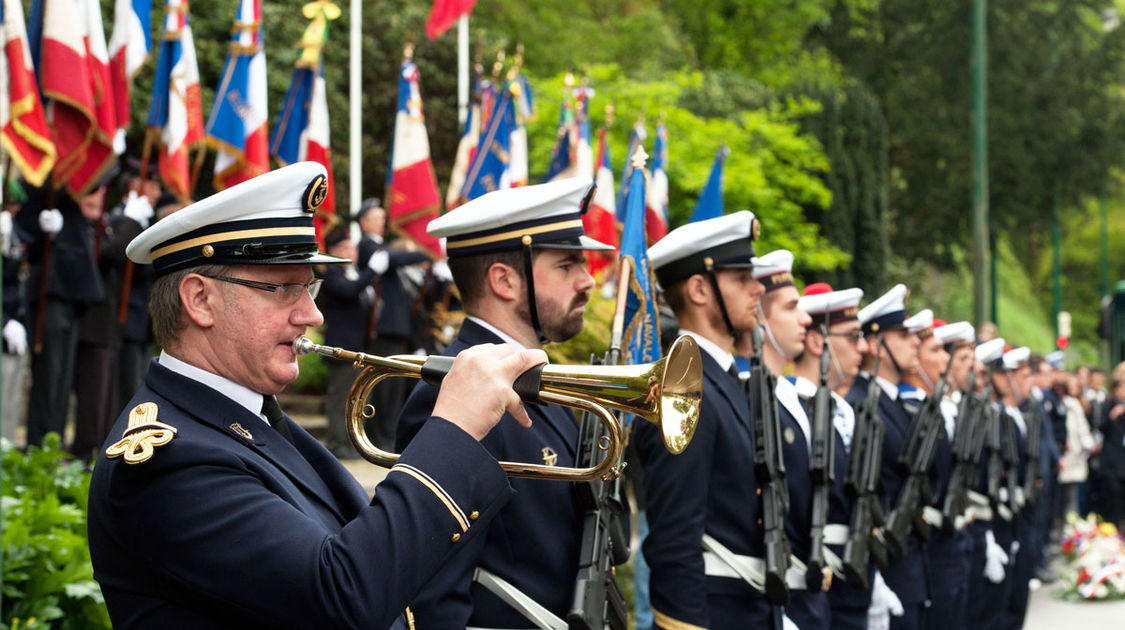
[304, 175, 329, 213]
[201, 244, 214, 258]
[105, 402, 177, 464]
[751, 218, 761, 241]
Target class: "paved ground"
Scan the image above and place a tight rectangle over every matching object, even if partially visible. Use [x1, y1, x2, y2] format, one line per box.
[1025, 580, 1125, 629]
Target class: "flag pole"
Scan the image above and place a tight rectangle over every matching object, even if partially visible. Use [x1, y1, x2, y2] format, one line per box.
[348, 0, 362, 237]
[33, 182, 56, 355]
[188, 143, 207, 200]
[458, 15, 469, 126]
[118, 128, 156, 325]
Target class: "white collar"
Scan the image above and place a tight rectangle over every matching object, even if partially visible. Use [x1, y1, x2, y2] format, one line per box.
[793, 375, 818, 398]
[158, 351, 270, 425]
[775, 376, 811, 450]
[678, 329, 734, 372]
[876, 376, 899, 400]
[466, 316, 528, 350]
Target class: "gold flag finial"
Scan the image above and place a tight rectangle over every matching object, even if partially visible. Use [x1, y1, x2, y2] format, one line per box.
[564, 72, 576, 88]
[404, 41, 415, 61]
[605, 104, 616, 127]
[297, 1, 341, 67]
[631, 144, 649, 170]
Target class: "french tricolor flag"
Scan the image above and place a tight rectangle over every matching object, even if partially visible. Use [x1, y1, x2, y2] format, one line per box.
[2, 0, 57, 187]
[645, 121, 669, 243]
[147, 0, 202, 202]
[205, 0, 268, 191]
[582, 127, 618, 278]
[107, 0, 151, 132]
[386, 58, 442, 258]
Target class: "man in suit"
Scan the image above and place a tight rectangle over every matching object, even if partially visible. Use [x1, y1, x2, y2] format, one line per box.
[847, 284, 925, 629]
[791, 284, 871, 629]
[638, 211, 787, 629]
[355, 197, 431, 450]
[753, 250, 834, 630]
[395, 176, 615, 628]
[88, 162, 546, 629]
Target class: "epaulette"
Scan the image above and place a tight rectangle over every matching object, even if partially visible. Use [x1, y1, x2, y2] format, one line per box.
[105, 402, 177, 464]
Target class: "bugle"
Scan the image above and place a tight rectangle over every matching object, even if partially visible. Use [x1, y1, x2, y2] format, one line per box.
[294, 334, 703, 482]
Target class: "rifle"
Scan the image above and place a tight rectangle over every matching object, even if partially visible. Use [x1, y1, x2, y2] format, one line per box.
[1022, 406, 1043, 508]
[805, 323, 835, 591]
[881, 356, 953, 552]
[941, 367, 986, 529]
[984, 392, 1010, 521]
[748, 324, 791, 605]
[1000, 409, 1024, 516]
[842, 334, 887, 588]
[568, 259, 632, 630]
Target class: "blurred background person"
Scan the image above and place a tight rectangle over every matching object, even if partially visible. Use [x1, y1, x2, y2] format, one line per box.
[1059, 372, 1095, 517]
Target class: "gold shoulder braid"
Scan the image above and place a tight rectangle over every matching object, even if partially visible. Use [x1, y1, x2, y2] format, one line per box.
[106, 403, 178, 464]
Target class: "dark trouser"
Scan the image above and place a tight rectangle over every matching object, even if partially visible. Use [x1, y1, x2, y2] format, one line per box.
[883, 541, 928, 630]
[117, 340, 150, 412]
[325, 360, 358, 457]
[923, 529, 972, 630]
[827, 545, 873, 630]
[26, 300, 78, 447]
[890, 603, 924, 630]
[787, 589, 831, 630]
[1003, 518, 1034, 630]
[1096, 472, 1125, 526]
[365, 336, 411, 451]
[71, 342, 118, 461]
[966, 520, 1014, 630]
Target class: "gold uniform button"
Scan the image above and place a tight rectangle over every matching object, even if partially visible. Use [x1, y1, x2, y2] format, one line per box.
[451, 533, 461, 543]
[470, 510, 480, 521]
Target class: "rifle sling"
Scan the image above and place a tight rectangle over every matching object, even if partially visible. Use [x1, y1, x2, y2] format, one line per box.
[472, 567, 567, 630]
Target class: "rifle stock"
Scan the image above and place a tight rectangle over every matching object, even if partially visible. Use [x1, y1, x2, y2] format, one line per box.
[842, 334, 886, 587]
[805, 324, 834, 591]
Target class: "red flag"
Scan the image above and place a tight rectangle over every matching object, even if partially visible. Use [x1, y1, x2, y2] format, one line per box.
[583, 128, 618, 278]
[40, 0, 116, 196]
[387, 58, 442, 258]
[2, 0, 57, 186]
[425, 0, 476, 40]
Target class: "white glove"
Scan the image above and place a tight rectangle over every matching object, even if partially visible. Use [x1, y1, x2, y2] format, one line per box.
[432, 259, 453, 283]
[3, 319, 27, 355]
[782, 614, 800, 630]
[367, 249, 389, 275]
[1009, 540, 1020, 561]
[38, 208, 63, 235]
[113, 129, 127, 155]
[984, 529, 1009, 584]
[867, 570, 904, 630]
[0, 210, 12, 253]
[122, 191, 154, 228]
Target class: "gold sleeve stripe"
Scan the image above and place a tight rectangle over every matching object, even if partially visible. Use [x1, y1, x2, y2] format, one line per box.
[390, 464, 469, 532]
[150, 227, 316, 260]
[652, 609, 707, 630]
[445, 219, 584, 249]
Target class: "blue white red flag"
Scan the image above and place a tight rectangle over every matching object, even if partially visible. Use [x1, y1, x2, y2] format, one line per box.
[459, 84, 514, 200]
[2, 0, 57, 186]
[385, 56, 443, 258]
[148, 0, 203, 202]
[107, 0, 151, 131]
[508, 72, 532, 187]
[582, 126, 617, 279]
[30, 0, 116, 195]
[620, 146, 660, 367]
[572, 81, 594, 178]
[206, 0, 269, 191]
[271, 1, 340, 241]
[690, 146, 729, 223]
[615, 119, 646, 222]
[645, 121, 668, 243]
[544, 96, 575, 182]
[445, 68, 482, 209]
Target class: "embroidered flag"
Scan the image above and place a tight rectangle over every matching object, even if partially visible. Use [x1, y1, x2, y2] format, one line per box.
[385, 54, 442, 258]
[107, 0, 151, 131]
[645, 120, 668, 243]
[148, 0, 203, 202]
[582, 127, 617, 278]
[1, 0, 57, 186]
[206, 0, 269, 190]
[620, 145, 660, 367]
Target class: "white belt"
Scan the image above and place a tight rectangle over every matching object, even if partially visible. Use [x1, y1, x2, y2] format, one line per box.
[922, 506, 943, 528]
[701, 533, 808, 591]
[471, 567, 566, 630]
[823, 523, 849, 546]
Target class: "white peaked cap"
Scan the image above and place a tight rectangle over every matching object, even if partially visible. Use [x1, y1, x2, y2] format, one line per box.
[934, 321, 975, 346]
[648, 210, 761, 287]
[976, 337, 1007, 364]
[904, 309, 934, 334]
[798, 287, 864, 324]
[1002, 346, 1030, 371]
[858, 283, 908, 333]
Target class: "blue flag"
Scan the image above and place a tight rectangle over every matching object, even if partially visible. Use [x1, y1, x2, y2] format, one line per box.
[690, 147, 728, 222]
[620, 158, 661, 368]
[615, 120, 647, 222]
[461, 86, 514, 199]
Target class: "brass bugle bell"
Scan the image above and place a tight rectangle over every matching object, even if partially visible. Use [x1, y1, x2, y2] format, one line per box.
[293, 335, 703, 482]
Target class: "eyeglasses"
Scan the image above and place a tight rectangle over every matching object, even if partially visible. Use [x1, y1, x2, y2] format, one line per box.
[828, 329, 865, 343]
[202, 275, 322, 304]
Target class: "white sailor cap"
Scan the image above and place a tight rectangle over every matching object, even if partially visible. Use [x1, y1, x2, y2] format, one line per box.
[1045, 350, 1064, 369]
[751, 249, 795, 293]
[934, 321, 975, 349]
[127, 162, 347, 276]
[976, 337, 1007, 365]
[798, 283, 864, 326]
[905, 309, 934, 337]
[858, 283, 908, 335]
[426, 176, 613, 258]
[1002, 346, 1030, 371]
[648, 210, 762, 287]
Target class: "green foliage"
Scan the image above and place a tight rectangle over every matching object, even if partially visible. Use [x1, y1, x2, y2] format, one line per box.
[292, 328, 327, 395]
[1, 436, 110, 630]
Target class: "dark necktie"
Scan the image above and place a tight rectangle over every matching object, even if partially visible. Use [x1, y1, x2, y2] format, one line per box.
[262, 395, 294, 444]
[727, 363, 741, 381]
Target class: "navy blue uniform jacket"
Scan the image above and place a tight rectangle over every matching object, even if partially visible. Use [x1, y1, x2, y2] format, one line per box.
[89, 359, 513, 629]
[395, 319, 582, 628]
[636, 344, 774, 629]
